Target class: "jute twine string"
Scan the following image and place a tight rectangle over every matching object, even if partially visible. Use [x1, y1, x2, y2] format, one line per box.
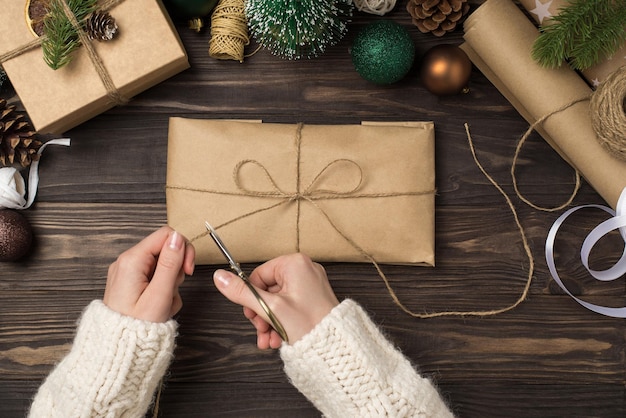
[459, 123, 535, 318]
[208, 0, 250, 62]
[511, 97, 587, 212]
[512, 66, 626, 211]
[0, 0, 127, 105]
[353, 0, 397, 15]
[166, 123, 537, 319]
[590, 65, 626, 161]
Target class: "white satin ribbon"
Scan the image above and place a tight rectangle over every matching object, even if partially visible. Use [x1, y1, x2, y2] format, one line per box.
[0, 138, 71, 210]
[545, 187, 626, 317]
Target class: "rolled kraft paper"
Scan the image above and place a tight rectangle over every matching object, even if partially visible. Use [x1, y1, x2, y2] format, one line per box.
[461, 0, 626, 210]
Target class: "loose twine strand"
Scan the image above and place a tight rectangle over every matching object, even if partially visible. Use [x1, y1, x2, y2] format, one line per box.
[511, 97, 587, 212]
[208, 0, 250, 62]
[0, 0, 127, 105]
[511, 65, 626, 212]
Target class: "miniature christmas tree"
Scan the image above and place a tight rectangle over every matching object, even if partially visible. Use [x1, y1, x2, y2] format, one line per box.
[245, 0, 354, 60]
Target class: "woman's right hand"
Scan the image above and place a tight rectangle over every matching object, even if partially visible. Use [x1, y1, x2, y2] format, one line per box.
[213, 253, 339, 349]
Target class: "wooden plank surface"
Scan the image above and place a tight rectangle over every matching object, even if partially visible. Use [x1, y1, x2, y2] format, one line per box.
[1, 1, 624, 416]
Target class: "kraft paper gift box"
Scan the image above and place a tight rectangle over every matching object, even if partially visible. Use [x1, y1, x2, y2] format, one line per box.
[0, 0, 189, 134]
[166, 118, 436, 266]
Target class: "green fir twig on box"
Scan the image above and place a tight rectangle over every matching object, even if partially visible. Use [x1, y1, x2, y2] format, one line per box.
[42, 0, 98, 70]
[531, 0, 626, 71]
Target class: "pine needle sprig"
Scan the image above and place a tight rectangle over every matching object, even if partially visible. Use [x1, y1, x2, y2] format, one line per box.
[569, 2, 626, 70]
[531, 0, 626, 71]
[42, 0, 98, 70]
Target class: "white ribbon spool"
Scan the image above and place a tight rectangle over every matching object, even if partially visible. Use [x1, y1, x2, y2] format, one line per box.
[0, 138, 71, 210]
[545, 187, 626, 317]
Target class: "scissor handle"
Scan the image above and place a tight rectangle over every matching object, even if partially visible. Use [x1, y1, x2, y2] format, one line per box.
[237, 271, 289, 344]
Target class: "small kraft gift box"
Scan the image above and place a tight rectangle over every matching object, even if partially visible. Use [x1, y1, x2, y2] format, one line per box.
[0, 0, 189, 134]
[166, 118, 436, 266]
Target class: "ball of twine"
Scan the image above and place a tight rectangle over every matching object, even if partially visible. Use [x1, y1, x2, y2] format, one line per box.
[208, 0, 249, 63]
[590, 65, 626, 161]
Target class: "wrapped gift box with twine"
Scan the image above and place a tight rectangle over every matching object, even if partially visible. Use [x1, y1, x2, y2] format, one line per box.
[166, 119, 436, 266]
[0, 0, 189, 134]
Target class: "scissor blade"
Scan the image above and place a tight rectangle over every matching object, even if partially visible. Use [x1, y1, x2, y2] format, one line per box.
[205, 221, 239, 270]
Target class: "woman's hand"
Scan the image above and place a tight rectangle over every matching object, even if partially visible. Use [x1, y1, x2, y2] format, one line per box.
[103, 226, 195, 323]
[214, 253, 339, 349]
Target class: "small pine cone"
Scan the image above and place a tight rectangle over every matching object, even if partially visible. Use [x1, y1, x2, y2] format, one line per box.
[85, 11, 119, 41]
[406, 0, 470, 37]
[0, 99, 42, 168]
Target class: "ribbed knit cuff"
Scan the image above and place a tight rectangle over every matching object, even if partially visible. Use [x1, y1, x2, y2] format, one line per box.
[280, 299, 453, 418]
[29, 300, 177, 418]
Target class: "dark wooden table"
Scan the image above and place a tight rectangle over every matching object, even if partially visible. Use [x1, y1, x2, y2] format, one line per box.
[2, 1, 624, 417]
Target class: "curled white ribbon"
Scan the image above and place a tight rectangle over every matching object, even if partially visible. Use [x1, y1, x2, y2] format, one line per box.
[0, 138, 71, 210]
[545, 187, 626, 317]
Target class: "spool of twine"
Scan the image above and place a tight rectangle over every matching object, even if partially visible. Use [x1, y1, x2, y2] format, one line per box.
[208, 0, 249, 63]
[590, 65, 626, 161]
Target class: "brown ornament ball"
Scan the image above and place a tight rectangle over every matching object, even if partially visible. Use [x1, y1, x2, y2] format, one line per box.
[0, 209, 33, 262]
[420, 44, 472, 95]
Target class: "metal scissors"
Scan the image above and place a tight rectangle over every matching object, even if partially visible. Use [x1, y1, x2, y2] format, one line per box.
[205, 221, 289, 344]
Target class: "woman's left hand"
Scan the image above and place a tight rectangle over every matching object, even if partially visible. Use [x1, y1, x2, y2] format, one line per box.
[103, 226, 195, 322]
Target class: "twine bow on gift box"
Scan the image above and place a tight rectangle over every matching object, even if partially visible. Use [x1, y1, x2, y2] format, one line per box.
[0, 0, 128, 106]
[215, 157, 368, 248]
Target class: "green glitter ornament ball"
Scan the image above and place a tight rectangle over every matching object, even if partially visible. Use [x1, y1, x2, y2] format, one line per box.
[351, 20, 415, 85]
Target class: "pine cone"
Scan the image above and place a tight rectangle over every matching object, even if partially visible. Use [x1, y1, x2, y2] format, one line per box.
[407, 0, 470, 37]
[0, 100, 41, 168]
[85, 11, 119, 41]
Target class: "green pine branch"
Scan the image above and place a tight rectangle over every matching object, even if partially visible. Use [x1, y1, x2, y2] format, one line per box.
[531, 0, 626, 71]
[42, 0, 98, 70]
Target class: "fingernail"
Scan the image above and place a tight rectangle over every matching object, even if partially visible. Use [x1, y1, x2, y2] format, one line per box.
[214, 270, 230, 287]
[169, 231, 183, 250]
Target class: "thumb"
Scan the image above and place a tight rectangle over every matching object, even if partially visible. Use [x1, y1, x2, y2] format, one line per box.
[213, 269, 270, 319]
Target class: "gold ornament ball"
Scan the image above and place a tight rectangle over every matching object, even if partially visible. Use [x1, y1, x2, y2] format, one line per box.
[420, 44, 472, 95]
[0, 209, 33, 262]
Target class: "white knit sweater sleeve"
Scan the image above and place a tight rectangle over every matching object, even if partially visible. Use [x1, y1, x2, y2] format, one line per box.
[29, 300, 177, 418]
[280, 299, 453, 418]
